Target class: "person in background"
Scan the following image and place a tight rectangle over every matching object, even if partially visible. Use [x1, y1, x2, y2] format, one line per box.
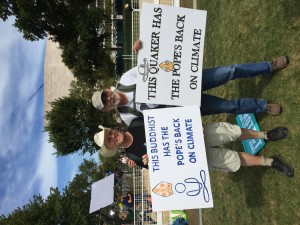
[120, 192, 134, 208]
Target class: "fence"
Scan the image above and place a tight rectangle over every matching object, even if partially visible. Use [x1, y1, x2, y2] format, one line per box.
[132, 167, 159, 224]
[119, 166, 167, 224]
[125, 0, 180, 68]
[121, 1, 187, 224]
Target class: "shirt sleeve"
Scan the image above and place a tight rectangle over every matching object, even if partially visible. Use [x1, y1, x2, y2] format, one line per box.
[120, 67, 138, 86]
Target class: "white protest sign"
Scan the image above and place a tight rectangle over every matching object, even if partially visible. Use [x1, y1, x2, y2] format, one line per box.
[89, 174, 115, 213]
[143, 106, 213, 211]
[136, 3, 207, 106]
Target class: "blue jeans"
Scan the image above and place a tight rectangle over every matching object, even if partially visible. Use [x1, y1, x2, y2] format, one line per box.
[201, 62, 271, 115]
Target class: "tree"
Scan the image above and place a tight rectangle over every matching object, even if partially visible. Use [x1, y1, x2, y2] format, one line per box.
[1, 0, 116, 85]
[68, 74, 116, 104]
[45, 96, 116, 155]
[0, 159, 113, 225]
[57, 159, 103, 225]
[60, 8, 115, 84]
[0, 193, 61, 225]
[61, 39, 115, 85]
[0, 0, 14, 21]
[1, 0, 96, 41]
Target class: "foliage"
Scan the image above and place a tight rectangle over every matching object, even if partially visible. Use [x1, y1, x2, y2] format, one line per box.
[45, 96, 116, 155]
[0, 160, 112, 225]
[0, 195, 42, 225]
[69, 80, 95, 101]
[60, 7, 115, 84]
[0, 0, 14, 21]
[0, 192, 61, 225]
[1, 0, 115, 84]
[59, 159, 103, 225]
[100, 154, 120, 173]
[1, 0, 93, 41]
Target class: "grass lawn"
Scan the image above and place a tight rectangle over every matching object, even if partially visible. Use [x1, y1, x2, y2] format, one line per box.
[121, 1, 299, 224]
[196, 0, 300, 224]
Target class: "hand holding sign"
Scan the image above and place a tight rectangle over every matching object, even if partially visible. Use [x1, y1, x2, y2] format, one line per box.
[136, 3, 207, 107]
[143, 106, 213, 211]
[133, 40, 143, 54]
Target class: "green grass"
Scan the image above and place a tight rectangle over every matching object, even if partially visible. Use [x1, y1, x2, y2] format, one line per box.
[121, 1, 299, 224]
[196, 0, 300, 224]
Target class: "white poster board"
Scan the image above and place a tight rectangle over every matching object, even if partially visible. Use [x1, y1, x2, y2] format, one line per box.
[136, 3, 207, 106]
[89, 174, 115, 213]
[143, 106, 213, 211]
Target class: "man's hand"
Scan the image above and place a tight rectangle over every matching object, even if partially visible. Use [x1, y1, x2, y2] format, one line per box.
[133, 40, 142, 54]
[127, 159, 137, 168]
[142, 154, 149, 165]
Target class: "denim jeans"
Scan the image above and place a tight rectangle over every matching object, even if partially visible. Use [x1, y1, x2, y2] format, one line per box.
[201, 61, 271, 115]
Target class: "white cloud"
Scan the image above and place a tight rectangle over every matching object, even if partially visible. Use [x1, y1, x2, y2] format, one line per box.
[0, 17, 22, 103]
[0, 134, 57, 215]
[0, 152, 38, 215]
[35, 133, 58, 198]
[0, 64, 10, 102]
[0, 16, 45, 107]
[0, 17, 87, 216]
[0, 19, 45, 158]
[18, 42, 45, 100]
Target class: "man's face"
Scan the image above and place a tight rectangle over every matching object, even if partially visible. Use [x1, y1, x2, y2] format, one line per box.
[104, 129, 124, 150]
[102, 89, 121, 112]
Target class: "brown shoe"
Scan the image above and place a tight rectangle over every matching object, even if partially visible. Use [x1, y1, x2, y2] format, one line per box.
[271, 56, 289, 73]
[265, 104, 282, 115]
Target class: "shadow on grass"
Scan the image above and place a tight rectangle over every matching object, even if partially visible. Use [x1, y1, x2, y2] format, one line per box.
[224, 139, 268, 208]
[236, 73, 284, 123]
[283, 0, 300, 20]
[237, 75, 274, 101]
[228, 166, 268, 207]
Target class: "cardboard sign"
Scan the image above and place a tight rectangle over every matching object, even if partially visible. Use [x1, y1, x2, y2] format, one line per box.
[89, 174, 115, 213]
[236, 113, 265, 155]
[136, 3, 207, 106]
[143, 106, 213, 211]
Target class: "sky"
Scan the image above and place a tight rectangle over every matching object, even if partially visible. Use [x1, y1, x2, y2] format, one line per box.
[0, 17, 96, 216]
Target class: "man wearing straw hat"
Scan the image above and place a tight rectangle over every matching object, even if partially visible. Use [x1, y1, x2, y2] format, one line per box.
[93, 123, 294, 178]
[92, 40, 288, 126]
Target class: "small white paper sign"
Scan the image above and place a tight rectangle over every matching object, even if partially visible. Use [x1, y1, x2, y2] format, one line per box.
[143, 106, 213, 211]
[136, 3, 207, 106]
[89, 174, 115, 213]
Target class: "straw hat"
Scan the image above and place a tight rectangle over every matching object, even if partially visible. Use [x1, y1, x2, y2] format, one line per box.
[94, 125, 118, 157]
[92, 91, 104, 110]
[91, 87, 116, 110]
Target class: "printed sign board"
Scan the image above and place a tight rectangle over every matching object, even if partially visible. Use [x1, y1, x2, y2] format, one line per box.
[143, 106, 213, 211]
[136, 3, 207, 106]
[236, 113, 265, 155]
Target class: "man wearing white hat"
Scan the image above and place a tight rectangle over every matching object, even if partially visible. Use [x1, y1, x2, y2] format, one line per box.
[94, 123, 294, 178]
[91, 40, 287, 126]
[94, 125, 149, 168]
